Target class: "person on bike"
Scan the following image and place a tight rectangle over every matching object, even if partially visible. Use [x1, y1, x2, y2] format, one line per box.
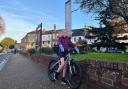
[54, 30, 79, 84]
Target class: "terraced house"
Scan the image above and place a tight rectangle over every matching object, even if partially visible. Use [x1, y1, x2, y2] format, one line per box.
[21, 25, 59, 50]
[116, 33, 128, 52]
[21, 25, 128, 53]
[41, 25, 61, 47]
[21, 25, 95, 50]
[21, 31, 37, 51]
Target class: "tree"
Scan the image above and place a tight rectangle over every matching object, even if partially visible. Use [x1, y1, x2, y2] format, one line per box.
[90, 27, 116, 52]
[0, 37, 16, 48]
[77, 39, 90, 51]
[75, 0, 128, 23]
[88, 8, 116, 52]
[110, 15, 128, 34]
[28, 48, 36, 56]
[0, 43, 3, 52]
[75, 0, 127, 52]
[75, 0, 108, 13]
[9, 45, 14, 49]
[109, 0, 128, 23]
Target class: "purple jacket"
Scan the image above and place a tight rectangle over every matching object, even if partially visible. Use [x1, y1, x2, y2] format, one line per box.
[57, 36, 75, 49]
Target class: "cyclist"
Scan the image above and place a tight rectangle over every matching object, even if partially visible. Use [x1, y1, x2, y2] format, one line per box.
[54, 30, 79, 84]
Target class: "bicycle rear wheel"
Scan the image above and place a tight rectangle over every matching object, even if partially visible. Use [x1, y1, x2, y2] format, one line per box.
[48, 59, 59, 81]
[67, 61, 82, 89]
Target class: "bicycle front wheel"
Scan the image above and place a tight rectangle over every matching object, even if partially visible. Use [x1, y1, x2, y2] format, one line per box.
[48, 59, 59, 81]
[67, 61, 82, 89]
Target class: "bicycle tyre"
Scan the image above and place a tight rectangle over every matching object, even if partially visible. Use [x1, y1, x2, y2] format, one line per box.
[48, 59, 59, 81]
[67, 60, 82, 89]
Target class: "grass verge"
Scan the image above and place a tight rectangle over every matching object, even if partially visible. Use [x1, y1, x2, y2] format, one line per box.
[72, 52, 128, 62]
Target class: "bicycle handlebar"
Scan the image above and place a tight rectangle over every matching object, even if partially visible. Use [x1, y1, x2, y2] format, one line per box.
[67, 48, 78, 53]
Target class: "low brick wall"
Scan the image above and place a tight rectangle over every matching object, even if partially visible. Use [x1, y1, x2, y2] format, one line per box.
[80, 60, 128, 89]
[31, 54, 54, 65]
[20, 52, 30, 57]
[21, 53, 128, 89]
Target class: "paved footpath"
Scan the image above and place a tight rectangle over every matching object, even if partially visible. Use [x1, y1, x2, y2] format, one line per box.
[0, 54, 70, 89]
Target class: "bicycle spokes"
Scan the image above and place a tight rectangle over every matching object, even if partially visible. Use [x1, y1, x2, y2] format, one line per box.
[71, 66, 80, 82]
[67, 61, 82, 89]
[48, 60, 59, 81]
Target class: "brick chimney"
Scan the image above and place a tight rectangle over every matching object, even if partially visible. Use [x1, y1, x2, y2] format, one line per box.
[54, 24, 56, 32]
[53, 24, 57, 39]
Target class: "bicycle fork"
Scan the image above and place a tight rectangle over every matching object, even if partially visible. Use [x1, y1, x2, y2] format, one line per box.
[69, 61, 73, 75]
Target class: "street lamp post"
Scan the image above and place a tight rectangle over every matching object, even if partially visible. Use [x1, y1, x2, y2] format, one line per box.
[35, 23, 42, 54]
[65, 0, 72, 36]
[65, 0, 79, 37]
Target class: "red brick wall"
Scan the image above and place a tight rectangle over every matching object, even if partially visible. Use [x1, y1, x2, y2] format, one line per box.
[80, 60, 128, 89]
[21, 53, 128, 89]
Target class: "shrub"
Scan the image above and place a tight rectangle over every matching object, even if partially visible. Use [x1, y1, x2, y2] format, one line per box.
[40, 47, 54, 54]
[9, 45, 14, 49]
[28, 48, 36, 56]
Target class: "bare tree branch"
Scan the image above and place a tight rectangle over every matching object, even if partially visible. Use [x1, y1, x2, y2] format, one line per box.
[0, 16, 5, 35]
[75, 0, 128, 23]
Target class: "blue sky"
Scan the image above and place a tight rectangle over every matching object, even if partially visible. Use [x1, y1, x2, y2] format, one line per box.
[0, 0, 99, 42]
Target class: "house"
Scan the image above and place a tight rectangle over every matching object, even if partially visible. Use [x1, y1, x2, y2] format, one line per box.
[41, 24, 61, 47]
[71, 28, 85, 43]
[21, 31, 38, 51]
[42, 30, 53, 47]
[42, 28, 93, 47]
[26, 31, 37, 49]
[116, 33, 128, 52]
[84, 28, 97, 45]
[21, 25, 97, 50]
[116, 33, 128, 43]
[85, 27, 128, 52]
[21, 24, 59, 49]
[21, 35, 27, 51]
[70, 28, 96, 45]
[15, 43, 22, 50]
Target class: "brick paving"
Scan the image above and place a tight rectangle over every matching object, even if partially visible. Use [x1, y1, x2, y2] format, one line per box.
[0, 54, 70, 89]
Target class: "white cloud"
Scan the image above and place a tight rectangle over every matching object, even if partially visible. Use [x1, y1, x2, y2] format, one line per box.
[0, 3, 63, 25]
[0, 11, 36, 43]
[0, 5, 17, 10]
[0, 0, 64, 42]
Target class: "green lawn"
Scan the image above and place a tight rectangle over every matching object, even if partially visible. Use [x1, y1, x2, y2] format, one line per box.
[72, 52, 128, 62]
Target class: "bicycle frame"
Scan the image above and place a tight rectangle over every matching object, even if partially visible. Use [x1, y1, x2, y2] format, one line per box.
[66, 53, 73, 75]
[50, 50, 76, 79]
[50, 60, 60, 70]
[50, 52, 72, 72]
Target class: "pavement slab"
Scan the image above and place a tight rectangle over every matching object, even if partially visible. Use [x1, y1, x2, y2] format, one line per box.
[0, 54, 69, 89]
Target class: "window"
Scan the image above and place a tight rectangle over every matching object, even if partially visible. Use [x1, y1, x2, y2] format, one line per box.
[74, 37, 76, 42]
[49, 35, 51, 40]
[79, 37, 82, 41]
[42, 36, 44, 39]
[48, 41, 50, 44]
